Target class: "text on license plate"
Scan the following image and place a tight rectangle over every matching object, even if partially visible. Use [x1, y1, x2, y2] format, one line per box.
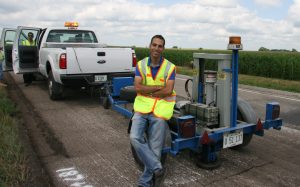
[223, 130, 243, 148]
[94, 75, 107, 82]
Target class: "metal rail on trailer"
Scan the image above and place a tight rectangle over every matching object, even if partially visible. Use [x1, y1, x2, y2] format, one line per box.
[102, 36, 283, 169]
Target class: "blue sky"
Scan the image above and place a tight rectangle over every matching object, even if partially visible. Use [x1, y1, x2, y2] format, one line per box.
[0, 0, 299, 51]
[240, 0, 294, 20]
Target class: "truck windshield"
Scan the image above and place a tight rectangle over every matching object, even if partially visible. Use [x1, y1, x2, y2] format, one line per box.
[46, 30, 98, 43]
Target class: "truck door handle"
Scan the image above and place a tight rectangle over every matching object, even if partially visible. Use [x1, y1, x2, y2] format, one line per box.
[97, 60, 106, 64]
[97, 52, 105, 56]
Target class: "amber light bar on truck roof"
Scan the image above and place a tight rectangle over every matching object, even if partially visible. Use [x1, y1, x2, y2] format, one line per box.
[64, 22, 79, 28]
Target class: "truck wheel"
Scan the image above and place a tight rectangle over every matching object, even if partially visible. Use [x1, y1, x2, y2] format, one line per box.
[48, 70, 63, 100]
[120, 86, 136, 102]
[103, 96, 110, 109]
[232, 98, 257, 149]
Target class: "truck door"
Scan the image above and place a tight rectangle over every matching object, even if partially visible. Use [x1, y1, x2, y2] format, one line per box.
[0, 28, 16, 71]
[12, 27, 42, 74]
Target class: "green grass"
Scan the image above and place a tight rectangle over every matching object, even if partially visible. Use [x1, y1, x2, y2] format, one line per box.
[0, 87, 28, 186]
[239, 74, 300, 93]
[176, 66, 300, 93]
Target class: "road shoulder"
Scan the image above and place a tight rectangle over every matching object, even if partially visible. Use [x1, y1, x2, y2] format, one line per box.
[5, 72, 53, 186]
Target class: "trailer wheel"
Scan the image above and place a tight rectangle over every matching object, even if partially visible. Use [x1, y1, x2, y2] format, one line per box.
[120, 86, 136, 102]
[103, 96, 110, 109]
[48, 70, 63, 100]
[232, 98, 257, 149]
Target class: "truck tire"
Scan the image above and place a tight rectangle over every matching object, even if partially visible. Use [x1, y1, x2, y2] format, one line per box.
[48, 70, 63, 100]
[232, 98, 257, 149]
[120, 86, 136, 102]
[102, 96, 110, 109]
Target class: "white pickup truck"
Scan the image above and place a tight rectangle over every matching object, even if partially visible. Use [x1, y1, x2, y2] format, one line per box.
[9, 23, 136, 100]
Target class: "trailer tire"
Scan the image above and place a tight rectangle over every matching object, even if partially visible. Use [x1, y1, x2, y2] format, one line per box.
[120, 86, 136, 102]
[48, 70, 63, 100]
[232, 98, 257, 149]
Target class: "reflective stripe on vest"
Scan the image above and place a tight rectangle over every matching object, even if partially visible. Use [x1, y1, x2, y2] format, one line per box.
[139, 58, 172, 86]
[134, 57, 176, 120]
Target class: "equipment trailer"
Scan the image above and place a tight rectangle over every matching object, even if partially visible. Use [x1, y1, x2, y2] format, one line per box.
[102, 36, 283, 169]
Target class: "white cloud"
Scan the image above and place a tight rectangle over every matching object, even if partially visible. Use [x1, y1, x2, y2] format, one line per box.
[288, 0, 300, 27]
[195, 0, 238, 8]
[0, 0, 299, 50]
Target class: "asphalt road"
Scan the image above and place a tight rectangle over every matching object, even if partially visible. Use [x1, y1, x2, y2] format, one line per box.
[6, 72, 300, 187]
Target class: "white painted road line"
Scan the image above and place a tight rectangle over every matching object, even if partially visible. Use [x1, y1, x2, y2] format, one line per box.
[56, 167, 93, 187]
[176, 77, 189, 81]
[239, 88, 300, 102]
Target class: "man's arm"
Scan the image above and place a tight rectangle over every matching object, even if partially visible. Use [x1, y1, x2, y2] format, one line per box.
[152, 67, 176, 98]
[152, 79, 175, 98]
[134, 76, 163, 94]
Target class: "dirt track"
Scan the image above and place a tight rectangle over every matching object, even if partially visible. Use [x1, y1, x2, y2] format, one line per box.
[6, 72, 300, 187]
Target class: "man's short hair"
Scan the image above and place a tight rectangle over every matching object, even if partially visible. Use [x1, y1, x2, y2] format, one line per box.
[28, 32, 34, 37]
[150, 35, 165, 47]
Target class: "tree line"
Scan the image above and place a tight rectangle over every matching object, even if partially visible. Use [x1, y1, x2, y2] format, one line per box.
[258, 47, 298, 52]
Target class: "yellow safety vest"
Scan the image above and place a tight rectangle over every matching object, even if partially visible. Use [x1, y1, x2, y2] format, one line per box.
[133, 57, 176, 120]
[22, 40, 35, 46]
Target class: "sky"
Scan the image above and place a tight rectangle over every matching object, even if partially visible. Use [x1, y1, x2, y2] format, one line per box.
[0, 0, 299, 51]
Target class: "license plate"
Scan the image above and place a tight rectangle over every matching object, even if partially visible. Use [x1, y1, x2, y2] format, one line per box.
[94, 75, 107, 82]
[223, 130, 243, 148]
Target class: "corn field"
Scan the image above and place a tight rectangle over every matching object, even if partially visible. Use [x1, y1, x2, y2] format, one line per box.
[134, 47, 300, 81]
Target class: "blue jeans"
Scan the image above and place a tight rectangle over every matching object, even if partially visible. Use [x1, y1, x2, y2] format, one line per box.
[0, 62, 3, 81]
[130, 112, 167, 187]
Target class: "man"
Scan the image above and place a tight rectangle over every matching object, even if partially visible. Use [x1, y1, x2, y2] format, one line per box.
[22, 32, 36, 86]
[22, 32, 35, 46]
[0, 49, 7, 87]
[130, 35, 176, 187]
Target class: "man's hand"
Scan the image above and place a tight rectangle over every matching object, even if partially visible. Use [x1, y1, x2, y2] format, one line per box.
[151, 79, 175, 98]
